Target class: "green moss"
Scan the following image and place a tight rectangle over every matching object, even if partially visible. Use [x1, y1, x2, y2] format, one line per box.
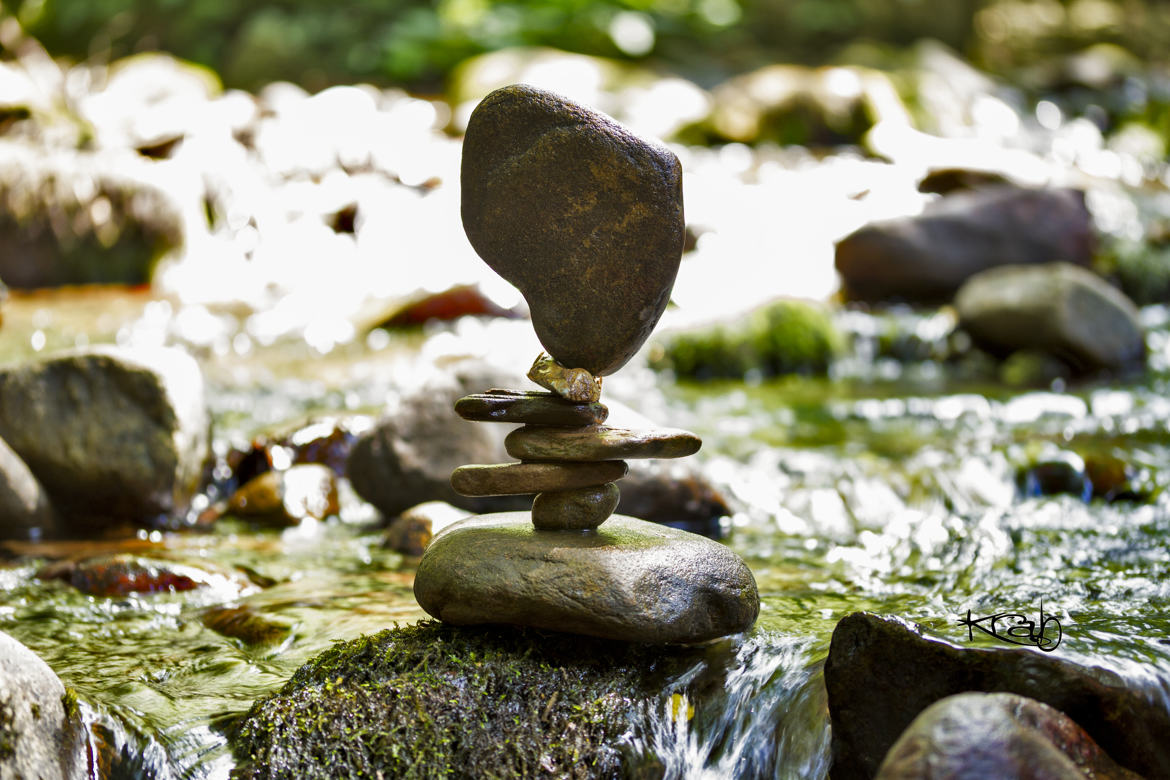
[232, 621, 699, 780]
[652, 299, 842, 381]
[60, 687, 79, 721]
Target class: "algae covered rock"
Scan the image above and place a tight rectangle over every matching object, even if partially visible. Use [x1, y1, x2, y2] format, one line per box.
[652, 298, 842, 380]
[232, 621, 699, 780]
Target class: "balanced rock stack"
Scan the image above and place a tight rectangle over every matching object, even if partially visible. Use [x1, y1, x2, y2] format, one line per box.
[413, 84, 759, 644]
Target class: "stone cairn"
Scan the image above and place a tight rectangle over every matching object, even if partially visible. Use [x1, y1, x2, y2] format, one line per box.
[413, 84, 759, 644]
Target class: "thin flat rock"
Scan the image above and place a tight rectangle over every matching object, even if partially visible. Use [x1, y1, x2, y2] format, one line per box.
[451, 461, 628, 496]
[413, 512, 759, 643]
[454, 389, 608, 426]
[461, 84, 685, 376]
[505, 425, 701, 462]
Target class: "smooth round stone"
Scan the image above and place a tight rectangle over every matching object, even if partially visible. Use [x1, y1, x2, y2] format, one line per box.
[413, 512, 759, 644]
[461, 84, 685, 377]
[505, 425, 701, 462]
[454, 389, 608, 427]
[451, 460, 628, 497]
[531, 483, 620, 530]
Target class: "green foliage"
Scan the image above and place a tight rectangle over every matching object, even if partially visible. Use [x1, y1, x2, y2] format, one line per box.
[1096, 238, 1170, 306]
[232, 621, 699, 780]
[653, 298, 842, 380]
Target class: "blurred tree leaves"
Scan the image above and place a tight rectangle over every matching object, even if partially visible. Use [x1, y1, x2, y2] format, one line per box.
[4, 0, 1168, 92]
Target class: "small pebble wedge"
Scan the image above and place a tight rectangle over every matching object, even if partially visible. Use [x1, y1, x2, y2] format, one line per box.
[454, 389, 608, 426]
[506, 425, 701, 462]
[414, 512, 759, 643]
[461, 84, 685, 376]
[451, 461, 628, 496]
[531, 483, 620, 530]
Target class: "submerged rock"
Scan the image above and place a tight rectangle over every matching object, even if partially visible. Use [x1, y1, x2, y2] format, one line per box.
[0, 346, 209, 530]
[875, 692, 1141, 780]
[835, 186, 1094, 303]
[955, 262, 1145, 374]
[824, 612, 1169, 779]
[414, 513, 758, 643]
[461, 84, 685, 376]
[232, 621, 700, 780]
[0, 434, 58, 540]
[381, 500, 471, 557]
[346, 384, 521, 518]
[37, 554, 242, 598]
[227, 464, 339, 525]
[0, 631, 88, 780]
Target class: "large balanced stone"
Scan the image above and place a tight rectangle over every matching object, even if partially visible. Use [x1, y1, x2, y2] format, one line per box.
[414, 512, 759, 643]
[824, 612, 1168, 779]
[531, 483, 620, 530]
[875, 692, 1141, 780]
[461, 84, 685, 376]
[451, 460, 627, 496]
[835, 186, 1094, 303]
[506, 424, 701, 462]
[0, 630, 88, 780]
[0, 346, 209, 529]
[454, 389, 608, 426]
[955, 262, 1145, 374]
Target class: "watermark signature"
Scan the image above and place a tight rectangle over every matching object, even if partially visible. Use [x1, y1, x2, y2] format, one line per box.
[957, 601, 1062, 652]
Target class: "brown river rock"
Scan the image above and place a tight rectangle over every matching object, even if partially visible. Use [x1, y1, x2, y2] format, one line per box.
[505, 424, 701, 462]
[460, 84, 685, 376]
[413, 512, 759, 643]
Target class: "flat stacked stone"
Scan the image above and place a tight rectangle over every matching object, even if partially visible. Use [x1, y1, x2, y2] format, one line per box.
[451, 388, 699, 530]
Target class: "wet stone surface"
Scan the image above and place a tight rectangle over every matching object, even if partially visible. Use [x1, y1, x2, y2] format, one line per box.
[531, 483, 621, 530]
[460, 84, 685, 376]
[451, 460, 628, 497]
[506, 424, 702, 462]
[413, 512, 759, 643]
[875, 692, 1141, 780]
[454, 389, 608, 427]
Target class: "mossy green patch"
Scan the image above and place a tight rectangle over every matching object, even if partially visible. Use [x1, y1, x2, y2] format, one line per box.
[652, 299, 842, 381]
[231, 621, 700, 780]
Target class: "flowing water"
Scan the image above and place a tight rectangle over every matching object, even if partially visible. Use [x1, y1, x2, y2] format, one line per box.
[2, 296, 1168, 779]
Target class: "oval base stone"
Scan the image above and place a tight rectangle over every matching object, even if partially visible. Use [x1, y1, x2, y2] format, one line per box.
[413, 512, 759, 644]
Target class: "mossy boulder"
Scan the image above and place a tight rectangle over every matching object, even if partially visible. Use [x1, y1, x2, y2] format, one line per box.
[652, 298, 842, 380]
[232, 621, 700, 779]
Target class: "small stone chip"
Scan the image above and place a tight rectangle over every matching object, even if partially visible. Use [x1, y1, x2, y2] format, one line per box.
[527, 352, 602, 403]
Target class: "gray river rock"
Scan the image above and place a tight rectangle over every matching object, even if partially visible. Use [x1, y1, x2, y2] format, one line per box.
[0, 345, 208, 531]
[413, 512, 759, 643]
[955, 262, 1146, 373]
[824, 612, 1168, 779]
[0, 630, 88, 780]
[835, 185, 1094, 303]
[460, 84, 685, 376]
[0, 434, 57, 540]
[875, 692, 1141, 780]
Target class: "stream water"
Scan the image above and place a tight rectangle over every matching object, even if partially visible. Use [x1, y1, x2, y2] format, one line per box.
[1, 293, 1168, 779]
